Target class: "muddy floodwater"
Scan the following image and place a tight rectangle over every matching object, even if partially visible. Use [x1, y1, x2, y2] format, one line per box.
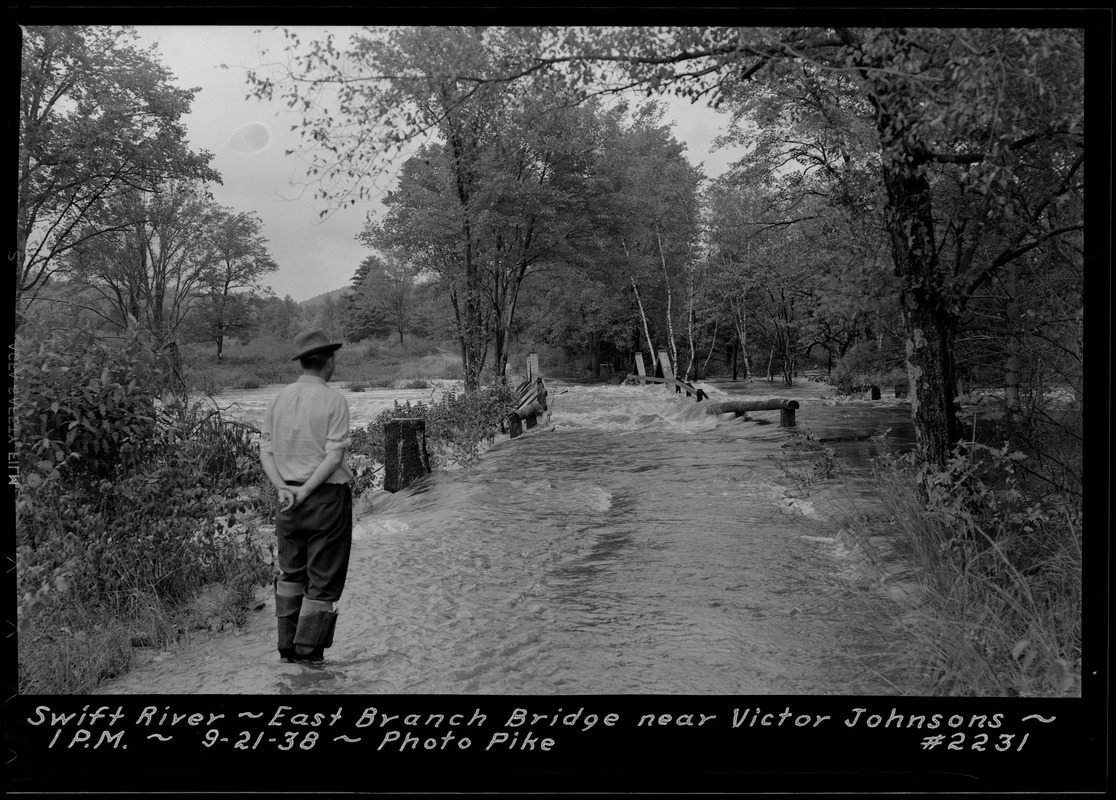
[96, 377, 921, 696]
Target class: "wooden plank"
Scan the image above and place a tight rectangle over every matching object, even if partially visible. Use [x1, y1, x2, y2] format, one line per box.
[634, 352, 647, 380]
[657, 350, 674, 381]
[518, 378, 545, 409]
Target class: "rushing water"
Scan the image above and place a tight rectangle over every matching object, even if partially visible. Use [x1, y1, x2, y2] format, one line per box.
[96, 377, 919, 696]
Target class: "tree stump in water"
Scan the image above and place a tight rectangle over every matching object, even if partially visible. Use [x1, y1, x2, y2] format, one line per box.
[383, 418, 431, 492]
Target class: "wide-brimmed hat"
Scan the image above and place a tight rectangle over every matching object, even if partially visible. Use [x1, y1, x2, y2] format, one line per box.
[291, 328, 342, 361]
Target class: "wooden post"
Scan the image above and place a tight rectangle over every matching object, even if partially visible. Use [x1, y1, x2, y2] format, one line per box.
[634, 352, 647, 383]
[657, 349, 680, 393]
[779, 405, 797, 427]
[527, 352, 539, 383]
[383, 418, 431, 492]
[870, 385, 881, 400]
[508, 414, 523, 439]
[657, 349, 674, 380]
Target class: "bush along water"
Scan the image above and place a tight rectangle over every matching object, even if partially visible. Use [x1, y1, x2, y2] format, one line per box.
[348, 383, 521, 495]
[14, 326, 274, 694]
[861, 443, 1081, 697]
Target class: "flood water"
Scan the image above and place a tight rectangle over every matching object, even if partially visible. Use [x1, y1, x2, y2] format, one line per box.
[96, 377, 920, 696]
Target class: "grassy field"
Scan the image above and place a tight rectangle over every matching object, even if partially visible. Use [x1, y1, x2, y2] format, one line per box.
[183, 335, 467, 395]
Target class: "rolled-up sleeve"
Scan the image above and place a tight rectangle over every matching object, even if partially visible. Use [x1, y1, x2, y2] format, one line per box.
[325, 393, 351, 452]
[259, 407, 274, 454]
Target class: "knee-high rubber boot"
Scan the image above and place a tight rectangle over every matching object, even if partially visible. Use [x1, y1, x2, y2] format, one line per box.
[275, 581, 305, 661]
[293, 598, 338, 661]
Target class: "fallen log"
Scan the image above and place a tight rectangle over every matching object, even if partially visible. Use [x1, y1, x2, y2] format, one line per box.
[705, 399, 800, 427]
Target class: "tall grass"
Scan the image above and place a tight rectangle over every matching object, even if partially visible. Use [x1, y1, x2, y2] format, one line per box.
[839, 449, 1081, 697]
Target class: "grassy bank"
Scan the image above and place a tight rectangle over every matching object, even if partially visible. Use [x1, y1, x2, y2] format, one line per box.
[832, 451, 1081, 697]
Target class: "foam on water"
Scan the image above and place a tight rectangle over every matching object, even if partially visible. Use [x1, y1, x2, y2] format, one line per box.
[97, 378, 923, 696]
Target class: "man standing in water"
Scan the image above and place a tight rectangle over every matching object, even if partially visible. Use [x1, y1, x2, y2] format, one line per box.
[259, 329, 353, 663]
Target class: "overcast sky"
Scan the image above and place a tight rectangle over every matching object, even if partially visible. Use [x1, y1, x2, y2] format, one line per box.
[132, 25, 744, 303]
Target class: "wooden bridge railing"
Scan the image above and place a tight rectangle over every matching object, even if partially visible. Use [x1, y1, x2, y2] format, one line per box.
[509, 352, 547, 439]
[627, 349, 708, 400]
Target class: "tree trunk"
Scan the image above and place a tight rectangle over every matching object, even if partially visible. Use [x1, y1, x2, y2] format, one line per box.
[684, 267, 697, 381]
[1003, 260, 1022, 418]
[383, 418, 431, 492]
[881, 147, 961, 471]
[852, 26, 962, 474]
[631, 276, 655, 361]
[730, 296, 752, 379]
[701, 319, 719, 380]
[656, 226, 678, 376]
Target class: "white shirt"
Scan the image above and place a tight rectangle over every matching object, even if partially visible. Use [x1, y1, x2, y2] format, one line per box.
[260, 375, 353, 485]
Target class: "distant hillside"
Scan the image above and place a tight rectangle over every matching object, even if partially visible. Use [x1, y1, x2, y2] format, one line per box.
[300, 287, 349, 310]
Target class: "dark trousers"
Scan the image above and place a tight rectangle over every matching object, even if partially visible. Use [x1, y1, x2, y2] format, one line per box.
[276, 483, 352, 602]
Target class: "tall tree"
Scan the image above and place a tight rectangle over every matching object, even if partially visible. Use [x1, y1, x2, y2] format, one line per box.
[342, 250, 419, 344]
[257, 294, 305, 341]
[66, 181, 224, 381]
[246, 25, 1086, 473]
[18, 25, 217, 326]
[192, 210, 279, 360]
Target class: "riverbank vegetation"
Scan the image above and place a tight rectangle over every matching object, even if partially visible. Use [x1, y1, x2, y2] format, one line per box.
[840, 440, 1081, 697]
[14, 326, 274, 693]
[13, 323, 517, 693]
[16, 24, 1086, 696]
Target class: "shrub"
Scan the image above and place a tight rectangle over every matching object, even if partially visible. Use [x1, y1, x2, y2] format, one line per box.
[15, 326, 273, 693]
[14, 326, 163, 499]
[348, 383, 520, 494]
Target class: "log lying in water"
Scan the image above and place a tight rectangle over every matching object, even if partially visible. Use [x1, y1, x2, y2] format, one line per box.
[705, 399, 800, 427]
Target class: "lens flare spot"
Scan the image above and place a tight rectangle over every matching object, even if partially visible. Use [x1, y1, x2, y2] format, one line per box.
[228, 122, 272, 154]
